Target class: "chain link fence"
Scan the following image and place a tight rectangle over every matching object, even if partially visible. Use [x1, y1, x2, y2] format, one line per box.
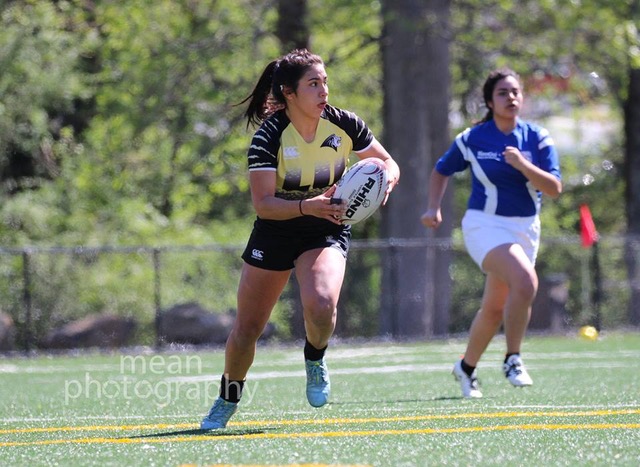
[1, 235, 638, 351]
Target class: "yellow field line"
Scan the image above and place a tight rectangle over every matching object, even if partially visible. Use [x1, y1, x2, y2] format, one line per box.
[2, 408, 638, 435]
[1, 423, 640, 447]
[177, 465, 371, 467]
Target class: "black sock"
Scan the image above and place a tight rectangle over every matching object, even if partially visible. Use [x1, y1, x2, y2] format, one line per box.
[304, 338, 327, 361]
[219, 375, 244, 403]
[504, 353, 519, 363]
[460, 359, 476, 377]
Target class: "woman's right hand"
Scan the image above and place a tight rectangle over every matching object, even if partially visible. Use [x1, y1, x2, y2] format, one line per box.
[301, 185, 347, 225]
[420, 208, 442, 229]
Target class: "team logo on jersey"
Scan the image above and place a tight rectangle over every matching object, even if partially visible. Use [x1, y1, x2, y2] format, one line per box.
[477, 150, 502, 161]
[321, 134, 341, 151]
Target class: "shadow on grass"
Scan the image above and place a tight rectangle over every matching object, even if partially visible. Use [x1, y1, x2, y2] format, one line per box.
[125, 427, 268, 439]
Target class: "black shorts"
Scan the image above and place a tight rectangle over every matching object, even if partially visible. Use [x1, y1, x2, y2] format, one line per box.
[241, 216, 351, 271]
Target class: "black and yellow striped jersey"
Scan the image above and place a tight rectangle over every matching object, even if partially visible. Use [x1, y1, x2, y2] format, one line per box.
[247, 105, 374, 200]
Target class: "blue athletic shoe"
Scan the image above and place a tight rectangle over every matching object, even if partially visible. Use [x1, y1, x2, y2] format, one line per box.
[200, 397, 238, 430]
[305, 358, 331, 407]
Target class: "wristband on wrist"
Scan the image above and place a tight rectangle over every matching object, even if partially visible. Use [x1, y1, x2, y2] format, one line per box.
[299, 199, 305, 216]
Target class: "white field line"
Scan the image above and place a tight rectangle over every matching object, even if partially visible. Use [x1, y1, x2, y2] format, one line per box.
[167, 359, 635, 383]
[1, 348, 638, 375]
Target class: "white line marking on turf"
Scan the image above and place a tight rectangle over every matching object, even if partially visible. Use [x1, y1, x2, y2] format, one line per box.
[165, 363, 454, 383]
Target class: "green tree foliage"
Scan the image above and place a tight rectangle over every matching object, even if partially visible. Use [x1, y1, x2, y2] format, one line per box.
[446, 0, 638, 330]
[0, 0, 375, 247]
[449, 0, 633, 237]
[1, 0, 637, 342]
[76, 0, 282, 246]
[0, 1, 93, 243]
[0, 0, 283, 247]
[0, 1, 88, 179]
[307, 0, 383, 133]
[1, 0, 633, 247]
[451, 1, 633, 109]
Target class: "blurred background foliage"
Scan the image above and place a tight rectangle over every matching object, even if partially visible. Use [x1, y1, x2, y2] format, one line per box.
[0, 0, 638, 346]
[0, 0, 631, 246]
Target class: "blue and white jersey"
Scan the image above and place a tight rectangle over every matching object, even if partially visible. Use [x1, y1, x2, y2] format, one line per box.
[435, 118, 561, 217]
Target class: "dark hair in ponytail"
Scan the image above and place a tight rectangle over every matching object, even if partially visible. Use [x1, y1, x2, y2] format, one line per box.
[239, 49, 324, 128]
[475, 68, 522, 125]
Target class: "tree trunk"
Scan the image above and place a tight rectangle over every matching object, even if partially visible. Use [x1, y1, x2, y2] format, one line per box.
[379, 0, 452, 337]
[624, 62, 640, 326]
[276, 0, 309, 52]
[276, 0, 310, 338]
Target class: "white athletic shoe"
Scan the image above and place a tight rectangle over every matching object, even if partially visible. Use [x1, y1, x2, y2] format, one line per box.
[503, 354, 533, 387]
[452, 359, 482, 398]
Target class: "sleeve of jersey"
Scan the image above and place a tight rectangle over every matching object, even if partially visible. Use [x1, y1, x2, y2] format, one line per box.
[336, 108, 374, 152]
[247, 119, 280, 171]
[435, 132, 470, 176]
[536, 127, 562, 180]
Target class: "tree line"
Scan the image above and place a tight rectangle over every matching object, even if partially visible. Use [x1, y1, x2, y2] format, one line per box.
[1, 0, 638, 336]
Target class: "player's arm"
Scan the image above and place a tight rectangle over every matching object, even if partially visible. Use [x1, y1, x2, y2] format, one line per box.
[503, 146, 562, 198]
[249, 170, 299, 220]
[421, 169, 450, 229]
[249, 171, 344, 224]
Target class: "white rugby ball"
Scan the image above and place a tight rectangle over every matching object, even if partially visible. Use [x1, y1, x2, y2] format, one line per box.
[332, 158, 388, 224]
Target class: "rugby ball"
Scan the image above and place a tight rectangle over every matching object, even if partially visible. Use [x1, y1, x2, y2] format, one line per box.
[332, 158, 388, 224]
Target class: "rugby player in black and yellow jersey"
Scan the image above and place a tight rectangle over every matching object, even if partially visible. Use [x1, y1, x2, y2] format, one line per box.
[201, 49, 400, 430]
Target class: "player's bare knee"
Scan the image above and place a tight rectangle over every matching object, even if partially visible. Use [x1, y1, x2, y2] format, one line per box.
[304, 299, 336, 327]
[510, 278, 537, 304]
[480, 307, 504, 326]
[231, 322, 265, 345]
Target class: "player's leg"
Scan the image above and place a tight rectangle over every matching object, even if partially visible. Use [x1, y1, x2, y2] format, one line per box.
[225, 263, 291, 380]
[482, 242, 537, 386]
[295, 247, 346, 407]
[201, 263, 290, 430]
[295, 247, 346, 348]
[482, 242, 537, 354]
[462, 273, 509, 367]
[452, 272, 507, 398]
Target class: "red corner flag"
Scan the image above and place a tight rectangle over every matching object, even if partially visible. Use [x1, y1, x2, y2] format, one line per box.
[579, 204, 599, 248]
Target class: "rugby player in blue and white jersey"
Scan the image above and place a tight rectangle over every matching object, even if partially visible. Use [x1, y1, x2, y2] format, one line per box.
[422, 68, 562, 398]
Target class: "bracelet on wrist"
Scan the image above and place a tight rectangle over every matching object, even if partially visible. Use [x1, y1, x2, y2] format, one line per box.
[299, 199, 305, 216]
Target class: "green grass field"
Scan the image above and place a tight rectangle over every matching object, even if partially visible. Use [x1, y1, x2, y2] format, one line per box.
[1, 332, 640, 466]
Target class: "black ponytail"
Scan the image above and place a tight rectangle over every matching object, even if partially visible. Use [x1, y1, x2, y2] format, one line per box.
[238, 60, 279, 128]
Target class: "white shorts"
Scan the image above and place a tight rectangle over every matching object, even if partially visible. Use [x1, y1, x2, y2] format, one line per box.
[461, 209, 541, 271]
